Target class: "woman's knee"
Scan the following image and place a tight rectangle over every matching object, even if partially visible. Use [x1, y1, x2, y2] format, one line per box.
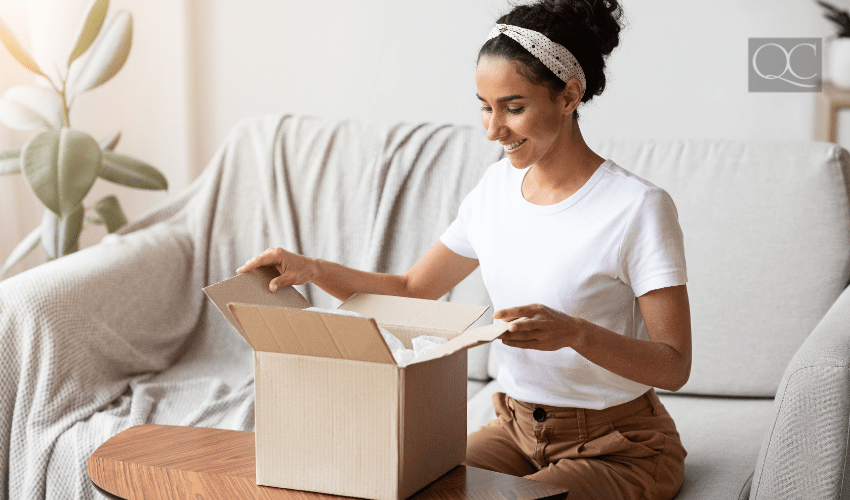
[463, 419, 536, 477]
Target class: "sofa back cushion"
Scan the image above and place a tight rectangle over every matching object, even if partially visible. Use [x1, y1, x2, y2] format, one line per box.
[266, 116, 850, 397]
[589, 139, 850, 396]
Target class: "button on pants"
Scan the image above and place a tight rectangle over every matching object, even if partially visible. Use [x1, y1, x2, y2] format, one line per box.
[464, 389, 686, 500]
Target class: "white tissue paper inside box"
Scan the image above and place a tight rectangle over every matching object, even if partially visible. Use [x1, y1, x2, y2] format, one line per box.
[304, 307, 447, 367]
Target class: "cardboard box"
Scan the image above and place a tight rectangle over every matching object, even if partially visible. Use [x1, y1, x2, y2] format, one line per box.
[204, 268, 511, 500]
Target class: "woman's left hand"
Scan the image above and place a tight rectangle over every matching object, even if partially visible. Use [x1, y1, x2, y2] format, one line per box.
[494, 303, 585, 351]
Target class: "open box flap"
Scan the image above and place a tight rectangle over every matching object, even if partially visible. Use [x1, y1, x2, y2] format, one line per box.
[228, 303, 396, 364]
[409, 319, 522, 365]
[203, 268, 312, 339]
[338, 293, 489, 334]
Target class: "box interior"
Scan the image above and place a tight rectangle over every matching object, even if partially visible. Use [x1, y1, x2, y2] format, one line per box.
[205, 268, 513, 366]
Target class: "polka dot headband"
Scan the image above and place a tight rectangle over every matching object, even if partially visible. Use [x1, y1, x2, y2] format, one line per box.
[486, 24, 586, 98]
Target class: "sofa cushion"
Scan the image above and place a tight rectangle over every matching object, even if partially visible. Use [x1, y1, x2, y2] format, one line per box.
[657, 393, 773, 500]
[467, 379, 500, 435]
[487, 337, 498, 381]
[467, 381, 774, 500]
[446, 266, 493, 381]
[467, 344, 490, 382]
[588, 139, 850, 397]
[467, 380, 487, 401]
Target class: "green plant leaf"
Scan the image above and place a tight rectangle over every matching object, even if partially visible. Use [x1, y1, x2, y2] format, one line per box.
[66, 11, 132, 94]
[0, 16, 46, 77]
[41, 204, 84, 259]
[0, 85, 63, 130]
[99, 130, 121, 151]
[99, 151, 167, 190]
[0, 150, 20, 175]
[68, 0, 110, 66]
[21, 128, 102, 218]
[0, 225, 40, 278]
[93, 194, 127, 233]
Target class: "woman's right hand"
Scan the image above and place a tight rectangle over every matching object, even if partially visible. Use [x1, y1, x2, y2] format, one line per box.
[236, 247, 319, 292]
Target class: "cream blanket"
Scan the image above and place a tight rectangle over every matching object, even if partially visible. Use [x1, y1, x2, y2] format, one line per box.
[0, 115, 503, 499]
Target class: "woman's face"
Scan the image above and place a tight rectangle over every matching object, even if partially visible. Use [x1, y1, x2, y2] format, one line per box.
[475, 56, 573, 169]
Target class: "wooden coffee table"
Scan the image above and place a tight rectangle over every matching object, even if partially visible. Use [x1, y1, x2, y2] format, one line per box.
[88, 424, 568, 500]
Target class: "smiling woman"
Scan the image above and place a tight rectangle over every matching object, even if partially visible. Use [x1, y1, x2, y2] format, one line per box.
[237, 2, 690, 498]
[449, 2, 693, 499]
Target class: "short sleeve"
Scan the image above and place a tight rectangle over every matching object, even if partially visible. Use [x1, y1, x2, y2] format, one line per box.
[439, 182, 480, 260]
[618, 187, 688, 297]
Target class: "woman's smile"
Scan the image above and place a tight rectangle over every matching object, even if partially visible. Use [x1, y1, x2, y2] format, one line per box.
[504, 138, 527, 152]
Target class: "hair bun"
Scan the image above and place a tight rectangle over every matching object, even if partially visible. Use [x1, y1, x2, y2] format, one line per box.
[541, 0, 624, 56]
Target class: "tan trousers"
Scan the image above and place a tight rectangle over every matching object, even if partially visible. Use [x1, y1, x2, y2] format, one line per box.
[464, 389, 686, 500]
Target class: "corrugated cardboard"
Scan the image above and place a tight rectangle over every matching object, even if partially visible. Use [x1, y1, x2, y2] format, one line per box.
[203, 269, 512, 500]
[204, 265, 311, 339]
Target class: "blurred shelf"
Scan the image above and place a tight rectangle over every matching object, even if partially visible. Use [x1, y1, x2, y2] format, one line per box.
[815, 81, 850, 143]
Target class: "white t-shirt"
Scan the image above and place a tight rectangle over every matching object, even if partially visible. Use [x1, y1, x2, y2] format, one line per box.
[439, 158, 687, 410]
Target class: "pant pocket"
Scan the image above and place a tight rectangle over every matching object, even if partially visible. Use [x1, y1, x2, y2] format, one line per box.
[574, 423, 660, 461]
[607, 426, 665, 459]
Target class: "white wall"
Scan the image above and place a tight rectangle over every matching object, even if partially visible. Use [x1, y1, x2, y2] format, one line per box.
[191, 0, 840, 160]
[0, 0, 844, 277]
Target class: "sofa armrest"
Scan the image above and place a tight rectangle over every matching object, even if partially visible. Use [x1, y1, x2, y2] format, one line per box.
[0, 219, 199, 407]
[0, 217, 208, 493]
[750, 284, 850, 499]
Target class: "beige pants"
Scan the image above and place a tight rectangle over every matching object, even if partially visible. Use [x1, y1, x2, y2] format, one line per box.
[464, 389, 686, 500]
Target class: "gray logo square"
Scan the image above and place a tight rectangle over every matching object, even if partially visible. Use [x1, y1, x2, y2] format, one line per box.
[749, 38, 821, 92]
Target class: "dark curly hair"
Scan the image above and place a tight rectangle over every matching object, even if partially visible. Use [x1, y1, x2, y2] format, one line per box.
[479, 0, 625, 121]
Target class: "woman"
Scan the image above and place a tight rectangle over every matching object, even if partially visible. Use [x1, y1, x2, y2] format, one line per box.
[238, 1, 689, 498]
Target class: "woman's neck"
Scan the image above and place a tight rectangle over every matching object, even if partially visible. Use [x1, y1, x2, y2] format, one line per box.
[522, 117, 605, 203]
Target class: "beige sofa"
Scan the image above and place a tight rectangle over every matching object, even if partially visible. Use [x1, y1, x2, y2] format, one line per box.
[1, 115, 848, 499]
[461, 138, 850, 499]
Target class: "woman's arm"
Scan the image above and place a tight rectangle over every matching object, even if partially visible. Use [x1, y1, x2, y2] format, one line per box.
[495, 284, 692, 392]
[237, 242, 480, 302]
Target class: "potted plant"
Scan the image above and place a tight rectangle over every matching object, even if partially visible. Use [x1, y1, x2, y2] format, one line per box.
[817, 0, 850, 88]
[0, 0, 167, 277]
